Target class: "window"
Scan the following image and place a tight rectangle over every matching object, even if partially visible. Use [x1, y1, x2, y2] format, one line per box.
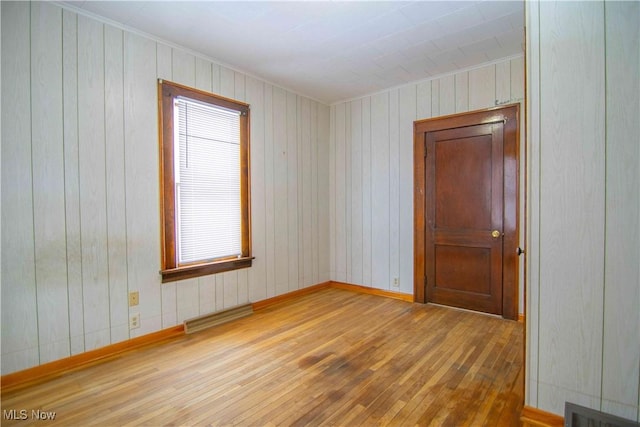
[158, 80, 251, 283]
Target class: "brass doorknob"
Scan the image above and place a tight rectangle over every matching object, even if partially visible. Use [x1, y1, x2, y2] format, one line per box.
[491, 230, 501, 238]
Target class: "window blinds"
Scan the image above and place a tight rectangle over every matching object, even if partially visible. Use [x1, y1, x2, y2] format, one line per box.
[174, 97, 242, 264]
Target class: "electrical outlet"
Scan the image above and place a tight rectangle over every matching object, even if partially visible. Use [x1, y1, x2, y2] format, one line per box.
[392, 277, 399, 287]
[129, 313, 140, 330]
[129, 291, 139, 307]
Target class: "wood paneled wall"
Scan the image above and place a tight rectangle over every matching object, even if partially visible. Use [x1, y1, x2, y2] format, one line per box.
[526, 0, 639, 421]
[329, 57, 525, 301]
[0, 2, 330, 375]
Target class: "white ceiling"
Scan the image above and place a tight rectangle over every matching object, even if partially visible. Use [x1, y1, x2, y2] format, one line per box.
[62, 1, 524, 104]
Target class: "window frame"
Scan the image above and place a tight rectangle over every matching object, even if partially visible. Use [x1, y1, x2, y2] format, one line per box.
[158, 79, 252, 283]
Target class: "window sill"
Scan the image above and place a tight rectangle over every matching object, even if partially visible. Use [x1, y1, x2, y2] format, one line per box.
[160, 257, 253, 283]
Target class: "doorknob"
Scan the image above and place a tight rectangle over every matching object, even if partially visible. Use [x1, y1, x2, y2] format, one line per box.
[491, 230, 501, 238]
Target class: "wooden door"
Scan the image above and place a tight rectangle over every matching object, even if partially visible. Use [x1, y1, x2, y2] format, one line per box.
[414, 105, 519, 319]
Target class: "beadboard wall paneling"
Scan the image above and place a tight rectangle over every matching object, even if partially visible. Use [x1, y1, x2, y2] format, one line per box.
[370, 92, 391, 290]
[104, 22, 129, 347]
[123, 31, 162, 337]
[389, 89, 400, 294]
[247, 76, 267, 302]
[286, 91, 300, 293]
[273, 87, 289, 296]
[78, 14, 111, 352]
[496, 61, 511, 105]
[317, 104, 331, 288]
[417, 81, 432, 119]
[398, 85, 417, 296]
[350, 100, 363, 286]
[62, 8, 85, 356]
[345, 102, 352, 283]
[0, 1, 330, 375]
[439, 75, 455, 116]
[525, 0, 541, 408]
[264, 84, 276, 300]
[468, 65, 496, 111]
[333, 103, 347, 281]
[602, 0, 640, 421]
[454, 72, 469, 113]
[299, 98, 313, 289]
[31, 2, 70, 365]
[361, 97, 373, 288]
[329, 57, 525, 297]
[537, 1, 606, 413]
[1, 1, 39, 373]
[526, 0, 640, 421]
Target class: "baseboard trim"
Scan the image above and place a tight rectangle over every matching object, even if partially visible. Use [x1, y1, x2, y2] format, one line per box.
[329, 281, 414, 302]
[184, 304, 253, 334]
[251, 281, 414, 311]
[1, 325, 184, 393]
[2, 280, 413, 392]
[521, 406, 564, 427]
[251, 282, 331, 311]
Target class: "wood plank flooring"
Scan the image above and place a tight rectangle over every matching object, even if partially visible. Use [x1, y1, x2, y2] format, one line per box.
[1, 288, 523, 426]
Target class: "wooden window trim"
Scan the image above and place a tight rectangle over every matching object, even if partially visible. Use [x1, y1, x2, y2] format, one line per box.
[158, 79, 252, 283]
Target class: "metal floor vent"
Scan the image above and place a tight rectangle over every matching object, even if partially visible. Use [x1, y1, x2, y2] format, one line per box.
[184, 303, 253, 334]
[565, 402, 639, 427]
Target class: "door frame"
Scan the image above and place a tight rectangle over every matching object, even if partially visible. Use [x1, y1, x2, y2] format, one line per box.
[413, 104, 520, 320]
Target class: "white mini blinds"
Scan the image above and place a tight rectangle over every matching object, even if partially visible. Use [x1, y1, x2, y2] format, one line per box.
[174, 97, 242, 264]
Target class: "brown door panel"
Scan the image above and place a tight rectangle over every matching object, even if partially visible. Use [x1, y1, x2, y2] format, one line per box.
[429, 242, 503, 314]
[435, 245, 492, 294]
[433, 134, 494, 231]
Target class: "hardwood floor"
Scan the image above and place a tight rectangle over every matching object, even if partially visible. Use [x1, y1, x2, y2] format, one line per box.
[1, 288, 523, 426]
